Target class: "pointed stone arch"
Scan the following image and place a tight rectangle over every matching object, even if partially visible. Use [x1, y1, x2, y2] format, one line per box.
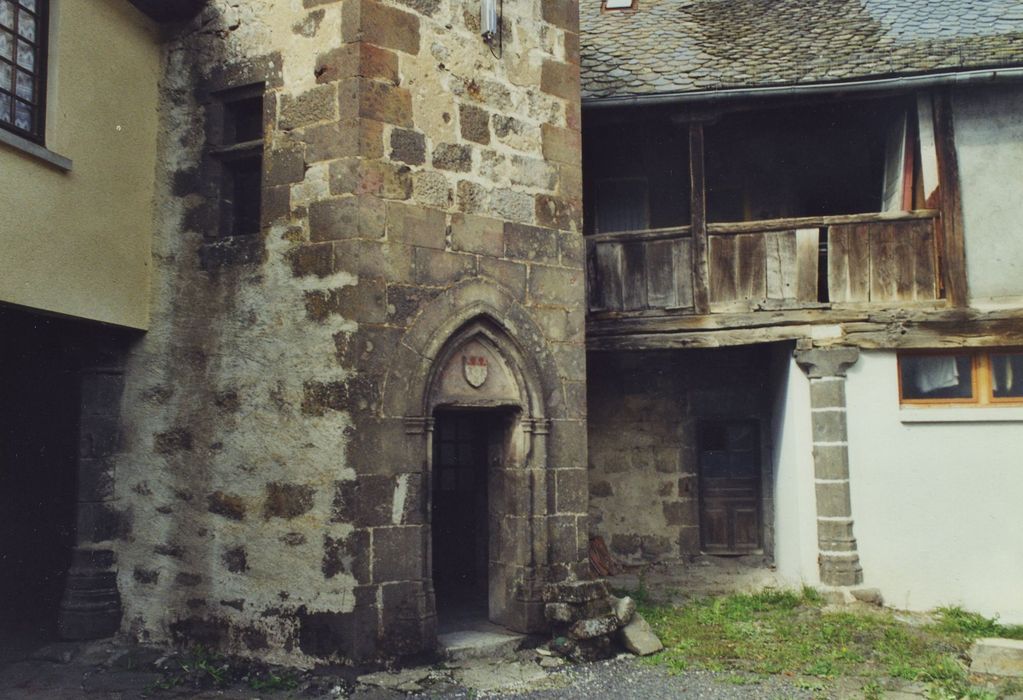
[375, 280, 585, 635]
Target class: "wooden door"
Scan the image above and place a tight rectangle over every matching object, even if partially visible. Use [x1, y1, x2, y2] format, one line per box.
[432, 412, 490, 612]
[698, 420, 762, 554]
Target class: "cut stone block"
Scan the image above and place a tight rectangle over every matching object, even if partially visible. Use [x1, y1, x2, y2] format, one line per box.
[544, 602, 574, 624]
[970, 638, 1023, 677]
[612, 595, 636, 625]
[568, 614, 620, 640]
[621, 613, 663, 656]
[542, 579, 610, 604]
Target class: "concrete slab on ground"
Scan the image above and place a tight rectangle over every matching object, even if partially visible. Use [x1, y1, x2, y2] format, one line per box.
[971, 637, 1023, 677]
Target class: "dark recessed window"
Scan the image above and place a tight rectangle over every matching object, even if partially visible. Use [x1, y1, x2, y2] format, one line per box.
[0, 0, 48, 143]
[211, 87, 264, 236]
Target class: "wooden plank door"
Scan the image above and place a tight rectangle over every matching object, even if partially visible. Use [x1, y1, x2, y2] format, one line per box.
[432, 412, 490, 611]
[698, 420, 762, 554]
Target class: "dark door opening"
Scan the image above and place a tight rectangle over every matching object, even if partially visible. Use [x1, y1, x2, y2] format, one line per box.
[0, 310, 81, 659]
[698, 420, 763, 555]
[431, 410, 503, 626]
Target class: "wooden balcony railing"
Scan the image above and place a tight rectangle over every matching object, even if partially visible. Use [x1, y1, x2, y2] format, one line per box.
[586, 210, 942, 316]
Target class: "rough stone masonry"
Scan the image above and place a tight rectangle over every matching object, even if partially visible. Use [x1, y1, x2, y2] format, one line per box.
[105, 0, 587, 666]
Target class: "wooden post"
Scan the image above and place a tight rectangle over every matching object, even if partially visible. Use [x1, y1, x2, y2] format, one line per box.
[689, 123, 710, 314]
[933, 90, 968, 307]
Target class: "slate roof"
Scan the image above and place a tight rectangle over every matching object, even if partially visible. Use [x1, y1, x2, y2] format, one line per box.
[581, 0, 1023, 100]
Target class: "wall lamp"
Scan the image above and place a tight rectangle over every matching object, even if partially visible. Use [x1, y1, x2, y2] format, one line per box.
[481, 0, 502, 57]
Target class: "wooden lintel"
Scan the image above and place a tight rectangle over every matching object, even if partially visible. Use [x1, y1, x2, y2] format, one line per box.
[689, 123, 710, 314]
[933, 90, 969, 307]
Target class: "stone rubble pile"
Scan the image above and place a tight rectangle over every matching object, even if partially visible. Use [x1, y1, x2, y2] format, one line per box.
[543, 580, 664, 661]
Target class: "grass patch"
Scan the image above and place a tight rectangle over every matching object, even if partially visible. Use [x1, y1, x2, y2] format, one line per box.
[640, 589, 1017, 698]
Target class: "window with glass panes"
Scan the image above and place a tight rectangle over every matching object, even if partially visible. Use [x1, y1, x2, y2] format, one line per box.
[0, 0, 46, 142]
[898, 350, 1023, 405]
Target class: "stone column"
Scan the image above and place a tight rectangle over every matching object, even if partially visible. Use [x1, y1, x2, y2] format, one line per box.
[58, 356, 126, 639]
[794, 346, 863, 586]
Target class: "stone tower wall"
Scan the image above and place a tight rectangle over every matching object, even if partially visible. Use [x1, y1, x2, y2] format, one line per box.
[112, 0, 585, 665]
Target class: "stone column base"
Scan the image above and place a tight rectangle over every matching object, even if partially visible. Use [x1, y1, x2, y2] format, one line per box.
[819, 554, 864, 587]
[57, 549, 121, 640]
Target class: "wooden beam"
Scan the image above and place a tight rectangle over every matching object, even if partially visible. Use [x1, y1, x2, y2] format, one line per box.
[584, 210, 937, 244]
[586, 307, 1023, 351]
[708, 209, 938, 236]
[587, 224, 692, 245]
[689, 123, 710, 314]
[588, 308, 872, 337]
[588, 325, 819, 351]
[933, 90, 969, 307]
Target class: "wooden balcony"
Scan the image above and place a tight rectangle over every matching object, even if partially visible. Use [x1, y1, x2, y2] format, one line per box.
[586, 210, 950, 348]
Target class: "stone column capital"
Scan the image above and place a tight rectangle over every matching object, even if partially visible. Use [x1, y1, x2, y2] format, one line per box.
[403, 416, 434, 434]
[794, 346, 860, 379]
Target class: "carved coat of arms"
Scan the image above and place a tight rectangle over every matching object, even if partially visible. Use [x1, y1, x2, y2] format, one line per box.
[463, 355, 488, 388]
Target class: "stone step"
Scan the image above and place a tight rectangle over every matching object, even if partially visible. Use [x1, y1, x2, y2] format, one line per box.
[970, 637, 1023, 677]
[438, 627, 526, 661]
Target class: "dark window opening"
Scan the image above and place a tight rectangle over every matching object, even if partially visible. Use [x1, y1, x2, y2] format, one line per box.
[0, 0, 48, 143]
[704, 100, 914, 223]
[223, 94, 264, 144]
[584, 120, 691, 234]
[210, 86, 265, 237]
[222, 155, 263, 237]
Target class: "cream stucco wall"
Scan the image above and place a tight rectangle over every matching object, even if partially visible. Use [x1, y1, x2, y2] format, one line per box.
[846, 351, 1023, 623]
[955, 84, 1023, 307]
[0, 0, 159, 329]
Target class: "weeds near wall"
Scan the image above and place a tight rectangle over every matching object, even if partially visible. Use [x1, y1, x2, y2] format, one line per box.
[638, 590, 1018, 699]
[145, 645, 299, 695]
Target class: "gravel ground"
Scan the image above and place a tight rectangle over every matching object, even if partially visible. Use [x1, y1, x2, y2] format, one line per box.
[399, 657, 826, 700]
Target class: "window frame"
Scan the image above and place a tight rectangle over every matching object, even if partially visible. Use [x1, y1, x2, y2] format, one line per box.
[0, 0, 49, 144]
[898, 350, 1023, 407]
[207, 83, 266, 239]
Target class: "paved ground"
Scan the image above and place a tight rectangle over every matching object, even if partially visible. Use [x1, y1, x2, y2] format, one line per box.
[2, 561, 1006, 699]
[0, 635, 950, 700]
[0, 643, 828, 699]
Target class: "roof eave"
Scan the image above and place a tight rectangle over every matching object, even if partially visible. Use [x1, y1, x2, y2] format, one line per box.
[582, 66, 1023, 110]
[128, 0, 205, 23]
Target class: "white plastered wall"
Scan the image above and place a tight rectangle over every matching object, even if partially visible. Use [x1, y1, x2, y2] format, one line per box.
[845, 351, 1023, 623]
[954, 84, 1023, 307]
[770, 348, 819, 586]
